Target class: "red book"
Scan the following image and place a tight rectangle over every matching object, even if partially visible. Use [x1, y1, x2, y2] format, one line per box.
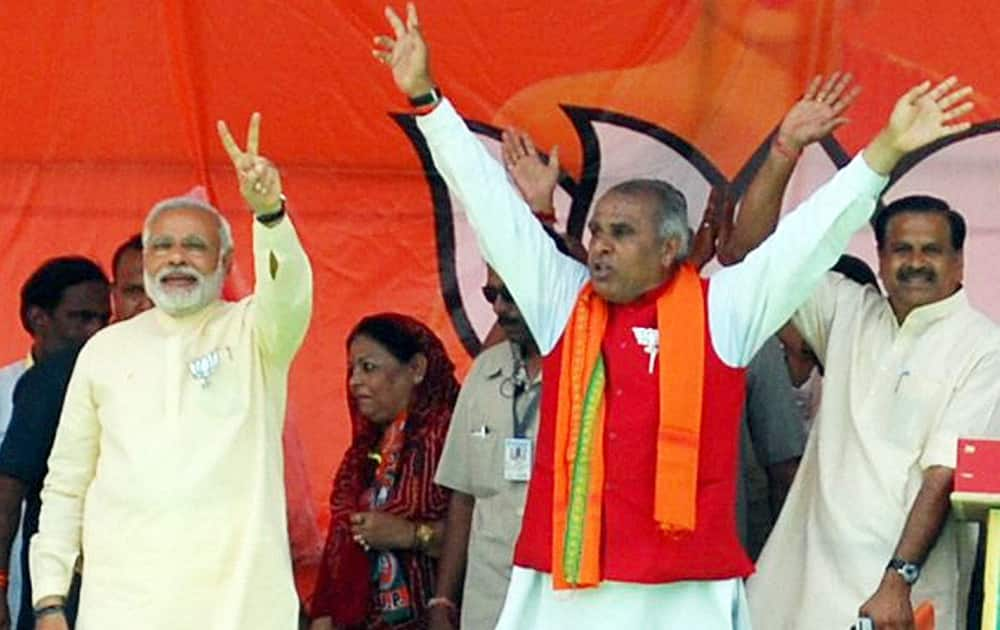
[955, 438, 1000, 493]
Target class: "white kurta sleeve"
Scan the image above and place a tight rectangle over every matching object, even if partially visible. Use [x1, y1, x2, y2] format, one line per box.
[250, 214, 313, 364]
[30, 349, 100, 604]
[707, 154, 888, 367]
[416, 99, 588, 354]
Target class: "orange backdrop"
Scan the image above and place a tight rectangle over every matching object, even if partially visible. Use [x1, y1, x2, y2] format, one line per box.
[2, 0, 1000, 587]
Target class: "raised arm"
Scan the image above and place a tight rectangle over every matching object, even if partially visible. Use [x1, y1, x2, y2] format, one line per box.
[373, 3, 587, 353]
[718, 73, 860, 265]
[217, 114, 313, 364]
[710, 76, 975, 366]
[501, 128, 561, 219]
[688, 186, 730, 270]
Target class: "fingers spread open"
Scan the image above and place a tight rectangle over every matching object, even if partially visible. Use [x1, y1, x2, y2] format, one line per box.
[816, 73, 840, 102]
[941, 120, 973, 135]
[803, 75, 822, 101]
[937, 85, 973, 110]
[520, 132, 537, 158]
[927, 76, 958, 101]
[826, 72, 852, 104]
[501, 130, 518, 168]
[830, 85, 862, 116]
[902, 80, 933, 105]
[941, 101, 974, 122]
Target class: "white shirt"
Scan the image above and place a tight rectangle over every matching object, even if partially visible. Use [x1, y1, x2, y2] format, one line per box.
[748, 274, 1000, 629]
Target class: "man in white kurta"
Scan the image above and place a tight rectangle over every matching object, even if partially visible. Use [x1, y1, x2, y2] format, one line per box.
[30, 115, 312, 630]
[748, 206, 1000, 628]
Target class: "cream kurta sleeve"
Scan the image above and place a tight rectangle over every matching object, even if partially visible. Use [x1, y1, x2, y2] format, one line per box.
[250, 214, 313, 364]
[790, 271, 859, 368]
[30, 346, 100, 602]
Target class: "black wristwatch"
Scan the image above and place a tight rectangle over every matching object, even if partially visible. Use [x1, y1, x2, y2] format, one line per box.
[408, 87, 441, 108]
[256, 194, 287, 225]
[887, 557, 921, 585]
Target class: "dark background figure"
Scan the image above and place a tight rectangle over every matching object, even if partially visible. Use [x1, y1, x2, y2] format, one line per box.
[0, 349, 84, 630]
[109, 234, 152, 322]
[0, 256, 110, 630]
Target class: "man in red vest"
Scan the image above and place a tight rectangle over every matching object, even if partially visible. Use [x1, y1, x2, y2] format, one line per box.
[373, 4, 975, 627]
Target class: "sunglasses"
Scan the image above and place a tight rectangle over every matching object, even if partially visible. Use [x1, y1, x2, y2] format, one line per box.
[481, 285, 514, 304]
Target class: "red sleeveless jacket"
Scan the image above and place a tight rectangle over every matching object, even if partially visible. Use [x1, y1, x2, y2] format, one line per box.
[513, 278, 754, 583]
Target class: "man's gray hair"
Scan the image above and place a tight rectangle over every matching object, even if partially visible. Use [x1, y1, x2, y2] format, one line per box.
[605, 179, 690, 260]
[142, 196, 234, 255]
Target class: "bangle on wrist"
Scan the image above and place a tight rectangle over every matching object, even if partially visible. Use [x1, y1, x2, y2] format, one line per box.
[772, 134, 801, 161]
[414, 521, 435, 551]
[427, 596, 457, 611]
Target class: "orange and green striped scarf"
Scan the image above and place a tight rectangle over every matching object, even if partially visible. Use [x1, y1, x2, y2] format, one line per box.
[552, 263, 705, 589]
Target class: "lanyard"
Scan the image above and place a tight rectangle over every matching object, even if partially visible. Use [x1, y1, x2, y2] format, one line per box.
[503, 345, 541, 439]
[512, 380, 541, 439]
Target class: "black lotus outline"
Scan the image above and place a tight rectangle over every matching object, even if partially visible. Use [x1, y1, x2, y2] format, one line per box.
[393, 110, 1000, 358]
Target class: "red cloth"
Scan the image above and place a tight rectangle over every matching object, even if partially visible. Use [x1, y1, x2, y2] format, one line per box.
[514, 279, 754, 582]
[311, 314, 459, 627]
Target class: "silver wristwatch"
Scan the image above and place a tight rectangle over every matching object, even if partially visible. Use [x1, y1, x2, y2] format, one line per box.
[887, 557, 921, 585]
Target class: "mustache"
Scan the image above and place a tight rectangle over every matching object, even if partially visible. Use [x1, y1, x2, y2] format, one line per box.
[156, 264, 204, 282]
[897, 266, 936, 283]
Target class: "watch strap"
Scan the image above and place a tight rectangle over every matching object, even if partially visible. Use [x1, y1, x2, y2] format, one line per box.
[408, 87, 441, 109]
[256, 194, 287, 225]
[887, 557, 921, 584]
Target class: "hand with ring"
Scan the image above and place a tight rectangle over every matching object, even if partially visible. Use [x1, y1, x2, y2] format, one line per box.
[352, 532, 371, 551]
[349, 510, 417, 550]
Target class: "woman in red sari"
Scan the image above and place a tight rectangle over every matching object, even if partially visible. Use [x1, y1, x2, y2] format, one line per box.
[310, 313, 459, 630]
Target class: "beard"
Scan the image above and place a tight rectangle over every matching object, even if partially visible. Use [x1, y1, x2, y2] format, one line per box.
[144, 263, 225, 317]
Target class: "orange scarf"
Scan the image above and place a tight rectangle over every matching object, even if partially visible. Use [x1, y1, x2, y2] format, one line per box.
[552, 263, 705, 589]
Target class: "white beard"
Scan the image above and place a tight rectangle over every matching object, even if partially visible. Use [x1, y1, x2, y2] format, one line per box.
[144, 263, 225, 317]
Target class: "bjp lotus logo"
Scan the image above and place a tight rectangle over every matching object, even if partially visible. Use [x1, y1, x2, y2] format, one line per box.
[393, 109, 1000, 357]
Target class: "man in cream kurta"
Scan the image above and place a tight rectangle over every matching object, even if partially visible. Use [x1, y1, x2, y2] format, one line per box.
[748, 203, 1000, 629]
[30, 114, 312, 630]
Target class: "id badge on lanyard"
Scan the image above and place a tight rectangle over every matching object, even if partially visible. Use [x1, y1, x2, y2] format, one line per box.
[504, 382, 540, 481]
